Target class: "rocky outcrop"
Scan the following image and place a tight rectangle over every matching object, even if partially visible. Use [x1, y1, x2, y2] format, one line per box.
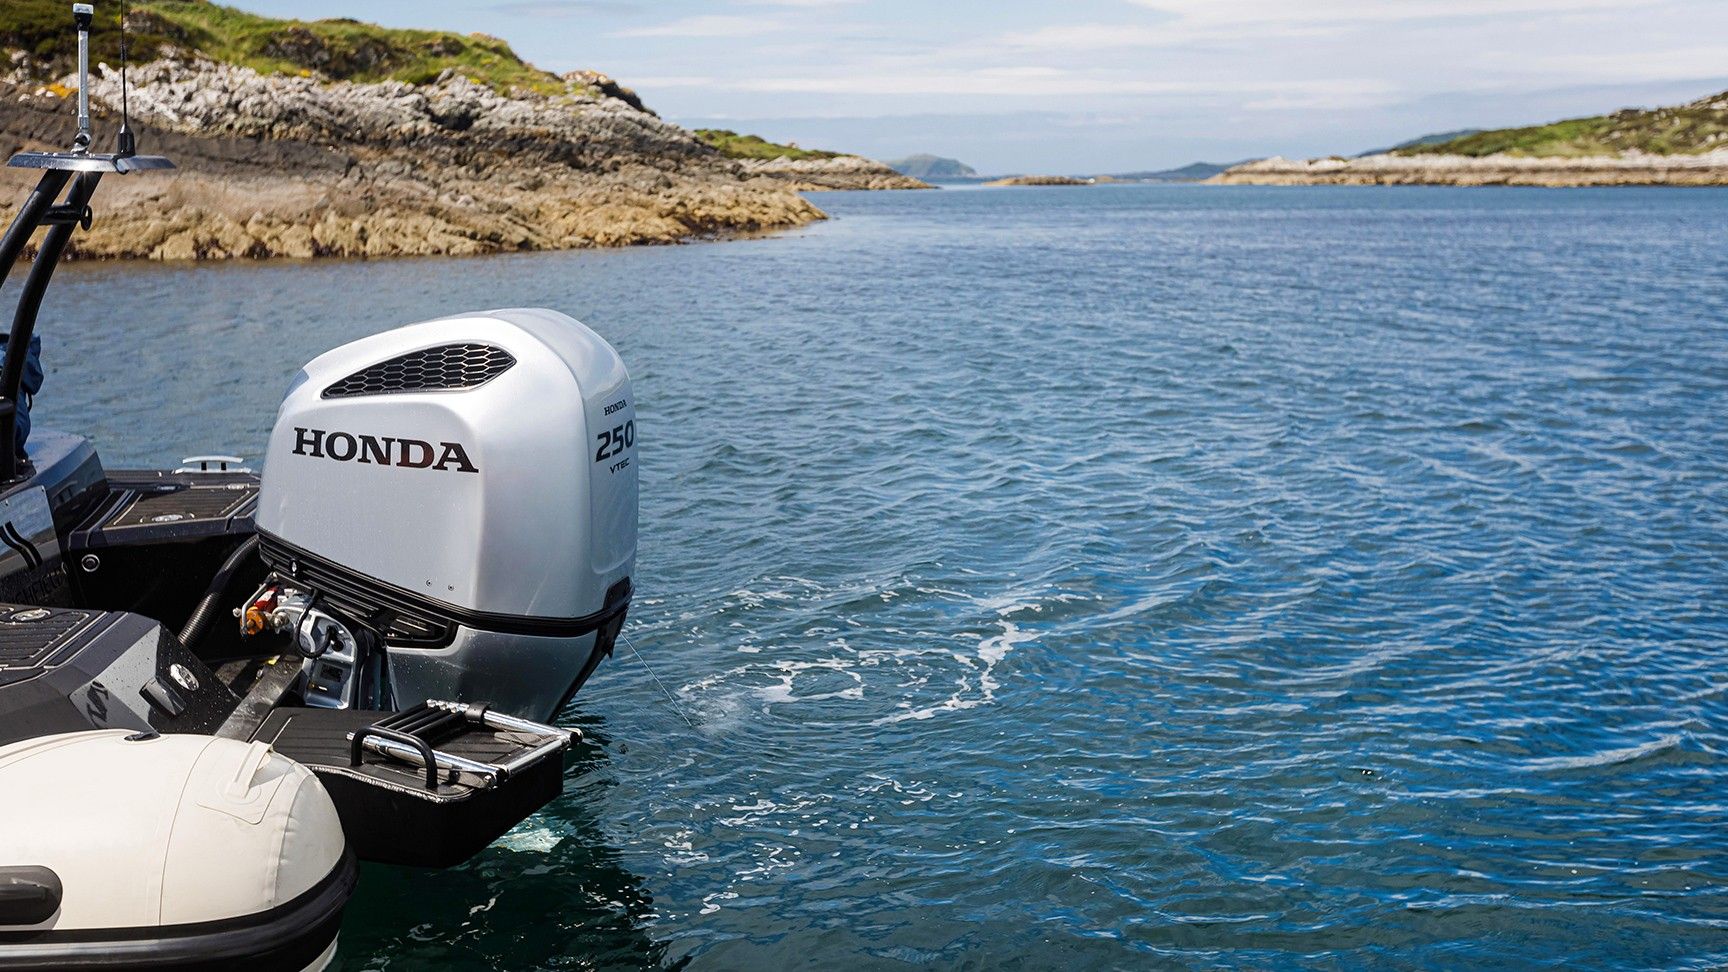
[983, 175, 1091, 187]
[740, 155, 931, 191]
[0, 59, 826, 260]
[560, 70, 652, 116]
[1211, 150, 1728, 186]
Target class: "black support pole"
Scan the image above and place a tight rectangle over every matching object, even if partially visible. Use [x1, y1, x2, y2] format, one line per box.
[0, 170, 101, 481]
[0, 170, 72, 295]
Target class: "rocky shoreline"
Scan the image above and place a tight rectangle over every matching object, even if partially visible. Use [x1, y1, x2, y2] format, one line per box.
[0, 59, 840, 260]
[983, 175, 1091, 187]
[739, 155, 930, 191]
[1212, 150, 1728, 186]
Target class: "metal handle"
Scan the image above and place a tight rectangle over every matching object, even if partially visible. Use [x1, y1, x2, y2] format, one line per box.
[348, 725, 440, 790]
[348, 724, 504, 790]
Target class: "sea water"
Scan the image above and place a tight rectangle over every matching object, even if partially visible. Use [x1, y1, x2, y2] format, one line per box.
[38, 184, 1728, 969]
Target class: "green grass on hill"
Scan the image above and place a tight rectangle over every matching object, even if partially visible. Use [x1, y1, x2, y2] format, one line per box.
[1398, 94, 1728, 157]
[2, 0, 567, 93]
[693, 129, 842, 161]
[1, 0, 173, 68]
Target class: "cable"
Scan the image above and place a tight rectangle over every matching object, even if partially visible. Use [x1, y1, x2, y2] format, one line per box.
[175, 536, 259, 647]
[622, 633, 697, 730]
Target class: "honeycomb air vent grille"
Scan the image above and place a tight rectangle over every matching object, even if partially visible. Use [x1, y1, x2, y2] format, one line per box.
[322, 344, 516, 398]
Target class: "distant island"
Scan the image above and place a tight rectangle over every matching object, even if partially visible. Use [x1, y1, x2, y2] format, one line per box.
[877, 155, 1243, 184]
[886, 154, 979, 180]
[0, 0, 920, 260]
[1214, 90, 1728, 186]
[981, 163, 1243, 184]
[984, 175, 1093, 187]
[1109, 162, 1241, 182]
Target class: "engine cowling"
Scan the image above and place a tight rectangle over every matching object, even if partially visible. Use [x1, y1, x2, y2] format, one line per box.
[255, 308, 637, 719]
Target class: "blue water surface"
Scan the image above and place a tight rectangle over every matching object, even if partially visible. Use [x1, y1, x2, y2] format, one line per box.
[36, 184, 1728, 970]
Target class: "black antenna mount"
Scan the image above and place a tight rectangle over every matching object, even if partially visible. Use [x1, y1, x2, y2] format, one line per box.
[116, 0, 134, 157]
[0, 2, 174, 482]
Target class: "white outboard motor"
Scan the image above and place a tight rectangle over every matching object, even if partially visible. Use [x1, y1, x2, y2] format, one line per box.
[253, 309, 637, 720]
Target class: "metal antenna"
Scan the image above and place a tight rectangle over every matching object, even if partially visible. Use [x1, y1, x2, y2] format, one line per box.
[116, 0, 135, 157]
[72, 4, 94, 152]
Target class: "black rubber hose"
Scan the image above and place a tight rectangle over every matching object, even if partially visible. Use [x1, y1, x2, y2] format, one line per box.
[176, 535, 260, 648]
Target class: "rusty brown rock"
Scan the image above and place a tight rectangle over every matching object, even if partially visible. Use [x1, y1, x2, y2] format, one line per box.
[0, 60, 827, 260]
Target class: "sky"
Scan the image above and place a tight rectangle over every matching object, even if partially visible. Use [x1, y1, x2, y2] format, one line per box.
[232, 0, 1728, 174]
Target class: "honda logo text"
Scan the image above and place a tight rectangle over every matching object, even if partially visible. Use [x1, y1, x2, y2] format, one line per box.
[292, 427, 478, 473]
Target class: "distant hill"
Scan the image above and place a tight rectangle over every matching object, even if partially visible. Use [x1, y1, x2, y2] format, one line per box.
[1396, 91, 1728, 157]
[886, 154, 978, 179]
[1216, 87, 1728, 186]
[1359, 129, 1483, 156]
[1111, 161, 1243, 182]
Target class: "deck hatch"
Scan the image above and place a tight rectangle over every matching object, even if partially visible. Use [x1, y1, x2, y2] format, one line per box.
[0, 607, 96, 669]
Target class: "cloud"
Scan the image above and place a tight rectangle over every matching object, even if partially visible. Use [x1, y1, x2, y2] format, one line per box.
[631, 75, 719, 88]
[642, 67, 1399, 104]
[990, 22, 1340, 52]
[992, 24, 1181, 52]
[1522, 46, 1728, 85]
[562, 0, 1727, 171]
[990, 0, 1666, 53]
[1128, 0, 1657, 25]
[611, 15, 784, 38]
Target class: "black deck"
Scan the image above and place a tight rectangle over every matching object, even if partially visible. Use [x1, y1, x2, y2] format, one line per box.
[252, 706, 554, 800]
[0, 604, 236, 745]
[252, 705, 570, 867]
[70, 470, 258, 548]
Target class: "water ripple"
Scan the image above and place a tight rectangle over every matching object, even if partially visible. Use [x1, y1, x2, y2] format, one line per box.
[35, 185, 1728, 970]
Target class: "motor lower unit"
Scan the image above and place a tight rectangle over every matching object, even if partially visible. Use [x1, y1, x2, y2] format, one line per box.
[253, 308, 638, 720]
